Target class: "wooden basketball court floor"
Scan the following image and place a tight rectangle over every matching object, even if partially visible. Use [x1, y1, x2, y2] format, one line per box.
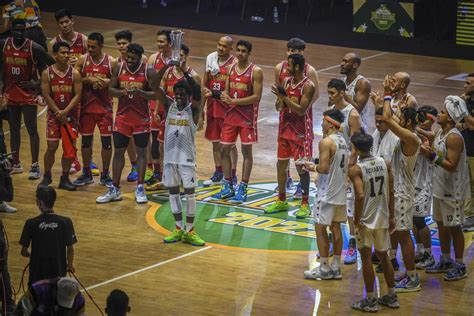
[1, 12, 473, 315]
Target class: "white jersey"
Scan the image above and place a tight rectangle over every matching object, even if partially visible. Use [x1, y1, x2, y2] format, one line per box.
[414, 154, 434, 199]
[164, 102, 197, 166]
[316, 133, 348, 205]
[432, 128, 470, 201]
[357, 156, 390, 229]
[371, 129, 399, 162]
[329, 103, 356, 149]
[390, 93, 414, 118]
[391, 135, 419, 200]
[342, 74, 368, 129]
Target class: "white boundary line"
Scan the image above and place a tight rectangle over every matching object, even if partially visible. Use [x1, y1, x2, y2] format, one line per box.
[84, 246, 213, 291]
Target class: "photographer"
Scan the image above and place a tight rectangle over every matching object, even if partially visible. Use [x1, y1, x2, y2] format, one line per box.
[0, 220, 15, 315]
[0, 136, 16, 212]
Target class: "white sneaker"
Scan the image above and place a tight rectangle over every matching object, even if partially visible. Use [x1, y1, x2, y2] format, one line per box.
[0, 201, 17, 213]
[10, 163, 23, 174]
[28, 162, 41, 180]
[135, 184, 148, 204]
[96, 185, 122, 204]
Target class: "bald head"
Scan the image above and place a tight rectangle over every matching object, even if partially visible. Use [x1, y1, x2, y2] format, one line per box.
[390, 72, 411, 93]
[394, 72, 411, 86]
[217, 36, 233, 58]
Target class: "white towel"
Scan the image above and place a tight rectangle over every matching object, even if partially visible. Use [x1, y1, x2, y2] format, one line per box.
[206, 51, 220, 76]
[445, 95, 468, 123]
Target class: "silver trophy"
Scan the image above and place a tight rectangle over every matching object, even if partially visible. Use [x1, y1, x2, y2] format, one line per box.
[170, 30, 184, 66]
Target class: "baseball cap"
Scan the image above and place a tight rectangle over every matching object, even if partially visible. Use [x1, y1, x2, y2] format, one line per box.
[57, 277, 80, 308]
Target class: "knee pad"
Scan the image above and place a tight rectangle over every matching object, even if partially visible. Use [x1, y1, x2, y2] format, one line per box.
[414, 217, 427, 230]
[81, 135, 93, 148]
[101, 136, 112, 150]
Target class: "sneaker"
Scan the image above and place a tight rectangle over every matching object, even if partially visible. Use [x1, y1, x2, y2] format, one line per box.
[146, 181, 165, 191]
[444, 262, 468, 281]
[89, 161, 100, 176]
[182, 230, 205, 246]
[394, 273, 407, 283]
[99, 172, 113, 186]
[376, 258, 399, 273]
[69, 158, 81, 174]
[0, 201, 16, 213]
[293, 182, 302, 199]
[395, 274, 421, 293]
[135, 184, 148, 204]
[351, 297, 379, 313]
[28, 162, 41, 180]
[73, 172, 94, 187]
[127, 165, 138, 182]
[415, 252, 424, 264]
[463, 216, 474, 232]
[144, 168, 154, 184]
[38, 176, 52, 188]
[274, 176, 294, 192]
[10, 163, 23, 174]
[152, 171, 162, 182]
[264, 200, 289, 214]
[59, 175, 77, 191]
[416, 252, 435, 269]
[163, 228, 184, 243]
[96, 185, 122, 204]
[331, 266, 342, 280]
[303, 266, 333, 280]
[203, 171, 224, 187]
[344, 246, 358, 265]
[229, 183, 248, 204]
[295, 203, 311, 219]
[212, 180, 235, 200]
[377, 294, 399, 308]
[425, 257, 453, 273]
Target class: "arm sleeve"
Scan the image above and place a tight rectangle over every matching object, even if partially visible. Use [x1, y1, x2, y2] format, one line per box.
[19, 220, 32, 248]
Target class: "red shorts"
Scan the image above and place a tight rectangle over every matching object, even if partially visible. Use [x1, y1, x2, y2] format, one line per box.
[113, 112, 150, 137]
[277, 137, 313, 160]
[46, 112, 79, 141]
[79, 112, 113, 136]
[205, 116, 224, 142]
[220, 123, 258, 145]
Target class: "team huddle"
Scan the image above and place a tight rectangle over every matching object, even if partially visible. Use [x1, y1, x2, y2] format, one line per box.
[0, 8, 471, 314]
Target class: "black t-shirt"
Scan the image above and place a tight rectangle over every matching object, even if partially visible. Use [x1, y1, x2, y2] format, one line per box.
[19, 213, 77, 284]
[461, 98, 474, 157]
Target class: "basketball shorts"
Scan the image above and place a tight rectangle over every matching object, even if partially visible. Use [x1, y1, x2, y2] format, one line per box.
[79, 112, 113, 136]
[220, 123, 257, 145]
[162, 163, 197, 189]
[205, 116, 224, 142]
[313, 199, 347, 226]
[346, 183, 355, 218]
[433, 197, 464, 227]
[46, 112, 78, 141]
[277, 137, 312, 160]
[113, 112, 150, 138]
[395, 196, 413, 231]
[356, 227, 390, 252]
[414, 192, 432, 218]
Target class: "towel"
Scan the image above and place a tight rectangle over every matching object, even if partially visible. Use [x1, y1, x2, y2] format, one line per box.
[60, 122, 78, 160]
[206, 51, 220, 76]
[444, 95, 468, 123]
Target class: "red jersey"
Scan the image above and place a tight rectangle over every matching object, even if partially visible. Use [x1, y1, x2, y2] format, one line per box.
[55, 32, 86, 59]
[207, 55, 236, 119]
[151, 52, 168, 122]
[278, 60, 309, 85]
[162, 67, 195, 98]
[80, 53, 113, 114]
[2, 37, 37, 104]
[117, 61, 150, 118]
[47, 65, 75, 111]
[279, 76, 313, 141]
[226, 63, 258, 128]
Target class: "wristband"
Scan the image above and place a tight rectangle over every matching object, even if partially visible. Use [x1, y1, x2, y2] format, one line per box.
[428, 151, 437, 162]
[384, 92, 393, 97]
[383, 96, 392, 102]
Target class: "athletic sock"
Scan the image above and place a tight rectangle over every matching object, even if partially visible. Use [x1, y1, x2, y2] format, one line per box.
[231, 168, 237, 177]
[416, 243, 424, 255]
[153, 163, 161, 173]
[320, 257, 330, 272]
[455, 258, 464, 264]
[388, 288, 395, 296]
[147, 163, 152, 169]
[302, 195, 309, 205]
[278, 192, 286, 201]
[332, 255, 341, 270]
[185, 194, 196, 233]
[216, 166, 223, 173]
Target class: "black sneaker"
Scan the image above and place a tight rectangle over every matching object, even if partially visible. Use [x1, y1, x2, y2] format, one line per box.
[376, 257, 399, 273]
[99, 172, 113, 186]
[59, 175, 77, 191]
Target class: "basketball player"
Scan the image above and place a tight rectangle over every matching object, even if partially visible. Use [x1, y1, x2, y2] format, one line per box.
[412, 106, 438, 269]
[328, 78, 361, 265]
[371, 72, 418, 116]
[381, 76, 421, 292]
[371, 107, 398, 161]
[423, 96, 469, 281]
[214, 40, 263, 203]
[147, 44, 201, 191]
[264, 54, 315, 216]
[340, 52, 371, 130]
[274, 37, 320, 195]
[0, 18, 54, 179]
[349, 132, 398, 312]
[96, 44, 158, 204]
[114, 30, 147, 183]
[202, 35, 239, 187]
[303, 109, 347, 280]
[155, 67, 205, 246]
[39, 41, 82, 190]
[147, 29, 173, 185]
[73, 32, 116, 187]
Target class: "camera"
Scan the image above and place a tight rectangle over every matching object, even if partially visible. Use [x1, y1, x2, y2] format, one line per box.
[0, 152, 13, 175]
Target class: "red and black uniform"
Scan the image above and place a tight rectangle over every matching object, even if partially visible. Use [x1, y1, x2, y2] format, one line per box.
[46, 65, 78, 140]
[113, 61, 151, 137]
[2, 38, 38, 105]
[220, 63, 259, 145]
[79, 53, 113, 136]
[150, 53, 167, 136]
[54, 32, 86, 60]
[205, 55, 236, 142]
[277, 76, 313, 160]
[278, 60, 309, 85]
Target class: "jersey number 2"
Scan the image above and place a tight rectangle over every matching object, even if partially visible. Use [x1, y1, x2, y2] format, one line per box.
[369, 176, 384, 197]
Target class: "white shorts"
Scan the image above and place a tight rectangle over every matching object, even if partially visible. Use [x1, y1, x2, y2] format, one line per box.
[433, 197, 464, 227]
[395, 197, 413, 231]
[346, 184, 354, 218]
[414, 192, 432, 217]
[313, 199, 347, 226]
[356, 227, 390, 252]
[162, 163, 197, 189]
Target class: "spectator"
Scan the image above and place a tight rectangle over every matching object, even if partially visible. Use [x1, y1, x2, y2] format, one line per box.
[0, 220, 15, 315]
[106, 289, 130, 316]
[15, 277, 86, 315]
[0, 141, 16, 213]
[19, 186, 77, 284]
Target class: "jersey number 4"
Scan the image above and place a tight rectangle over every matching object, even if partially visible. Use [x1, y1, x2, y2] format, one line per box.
[369, 176, 384, 197]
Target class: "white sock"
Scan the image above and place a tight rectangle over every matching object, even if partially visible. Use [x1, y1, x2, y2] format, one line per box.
[332, 255, 341, 270]
[169, 194, 183, 229]
[416, 243, 424, 254]
[320, 257, 330, 271]
[186, 219, 194, 232]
